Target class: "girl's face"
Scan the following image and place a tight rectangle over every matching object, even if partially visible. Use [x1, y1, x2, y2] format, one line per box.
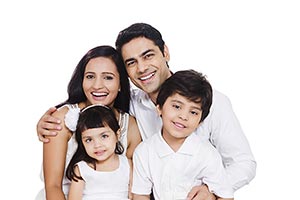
[81, 125, 119, 164]
[83, 57, 120, 107]
[157, 93, 202, 144]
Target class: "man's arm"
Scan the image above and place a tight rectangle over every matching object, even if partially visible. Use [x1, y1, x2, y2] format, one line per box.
[206, 90, 256, 190]
[37, 107, 62, 142]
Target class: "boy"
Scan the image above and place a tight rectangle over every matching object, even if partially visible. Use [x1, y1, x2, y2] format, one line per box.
[132, 70, 234, 200]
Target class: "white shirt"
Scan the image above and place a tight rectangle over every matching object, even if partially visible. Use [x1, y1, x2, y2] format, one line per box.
[77, 155, 130, 200]
[129, 87, 256, 191]
[132, 132, 234, 199]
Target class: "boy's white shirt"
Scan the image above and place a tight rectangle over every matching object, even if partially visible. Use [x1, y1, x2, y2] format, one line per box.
[132, 132, 234, 199]
[129, 87, 256, 191]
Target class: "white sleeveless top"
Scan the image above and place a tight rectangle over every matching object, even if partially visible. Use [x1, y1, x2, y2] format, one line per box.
[35, 104, 129, 199]
[77, 155, 130, 200]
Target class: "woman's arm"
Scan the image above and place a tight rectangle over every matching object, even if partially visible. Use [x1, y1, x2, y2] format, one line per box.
[68, 165, 85, 200]
[126, 116, 142, 160]
[126, 116, 142, 200]
[43, 107, 72, 200]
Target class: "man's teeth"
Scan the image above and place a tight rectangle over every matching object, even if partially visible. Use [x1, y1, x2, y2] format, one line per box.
[140, 73, 154, 81]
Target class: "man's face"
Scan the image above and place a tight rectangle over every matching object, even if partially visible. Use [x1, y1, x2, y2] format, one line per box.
[121, 37, 172, 97]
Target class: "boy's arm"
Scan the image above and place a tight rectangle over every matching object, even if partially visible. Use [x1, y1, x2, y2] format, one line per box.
[37, 107, 62, 143]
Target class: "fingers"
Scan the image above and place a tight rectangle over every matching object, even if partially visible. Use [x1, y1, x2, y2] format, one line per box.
[36, 107, 62, 143]
[186, 186, 201, 200]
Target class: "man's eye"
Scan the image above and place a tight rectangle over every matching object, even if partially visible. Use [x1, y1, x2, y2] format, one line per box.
[145, 53, 154, 59]
[126, 61, 135, 67]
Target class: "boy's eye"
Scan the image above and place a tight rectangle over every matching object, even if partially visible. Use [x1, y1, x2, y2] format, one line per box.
[190, 111, 198, 115]
[172, 104, 180, 110]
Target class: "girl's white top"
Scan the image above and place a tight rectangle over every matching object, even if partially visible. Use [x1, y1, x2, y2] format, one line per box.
[35, 104, 129, 199]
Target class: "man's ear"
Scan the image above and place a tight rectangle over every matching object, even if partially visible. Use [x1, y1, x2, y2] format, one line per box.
[156, 105, 162, 117]
[163, 44, 170, 62]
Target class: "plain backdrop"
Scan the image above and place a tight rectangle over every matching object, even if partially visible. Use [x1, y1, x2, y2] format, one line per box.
[1, 0, 299, 199]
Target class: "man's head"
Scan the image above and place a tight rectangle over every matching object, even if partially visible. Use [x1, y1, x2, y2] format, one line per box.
[115, 23, 172, 101]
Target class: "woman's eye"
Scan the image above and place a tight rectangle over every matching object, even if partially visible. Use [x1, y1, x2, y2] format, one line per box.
[104, 76, 113, 80]
[86, 74, 94, 79]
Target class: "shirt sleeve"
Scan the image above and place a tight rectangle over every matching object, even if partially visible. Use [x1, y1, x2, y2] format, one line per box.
[132, 144, 152, 195]
[205, 90, 257, 191]
[201, 147, 234, 198]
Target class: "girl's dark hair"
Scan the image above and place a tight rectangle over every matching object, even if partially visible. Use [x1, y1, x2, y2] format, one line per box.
[66, 105, 124, 182]
[156, 70, 213, 122]
[57, 45, 130, 113]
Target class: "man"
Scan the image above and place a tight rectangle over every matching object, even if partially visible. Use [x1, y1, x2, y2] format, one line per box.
[37, 23, 256, 200]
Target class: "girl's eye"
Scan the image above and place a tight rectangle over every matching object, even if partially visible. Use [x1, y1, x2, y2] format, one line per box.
[85, 138, 92, 143]
[101, 134, 109, 139]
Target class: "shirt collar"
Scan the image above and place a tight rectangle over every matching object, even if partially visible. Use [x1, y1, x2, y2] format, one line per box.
[154, 131, 201, 158]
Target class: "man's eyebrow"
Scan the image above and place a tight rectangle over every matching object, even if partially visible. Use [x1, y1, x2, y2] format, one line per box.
[124, 49, 155, 64]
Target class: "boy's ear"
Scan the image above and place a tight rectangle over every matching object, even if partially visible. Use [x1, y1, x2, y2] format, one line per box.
[156, 105, 162, 117]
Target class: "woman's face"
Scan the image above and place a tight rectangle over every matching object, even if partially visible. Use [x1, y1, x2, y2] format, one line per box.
[83, 57, 120, 107]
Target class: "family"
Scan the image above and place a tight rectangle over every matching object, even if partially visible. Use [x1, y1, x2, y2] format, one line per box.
[35, 23, 256, 200]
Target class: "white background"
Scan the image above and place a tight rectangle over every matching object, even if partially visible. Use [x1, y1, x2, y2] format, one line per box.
[1, 0, 299, 199]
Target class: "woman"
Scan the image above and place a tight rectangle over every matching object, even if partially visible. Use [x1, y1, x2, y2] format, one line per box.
[36, 45, 141, 200]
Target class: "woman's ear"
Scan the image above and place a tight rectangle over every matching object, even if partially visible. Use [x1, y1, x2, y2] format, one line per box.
[156, 105, 162, 117]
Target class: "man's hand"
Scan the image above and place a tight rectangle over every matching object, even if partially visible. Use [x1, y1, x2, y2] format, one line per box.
[37, 107, 62, 143]
[187, 185, 216, 200]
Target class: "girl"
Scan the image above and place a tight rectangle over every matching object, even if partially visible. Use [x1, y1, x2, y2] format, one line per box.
[66, 104, 130, 200]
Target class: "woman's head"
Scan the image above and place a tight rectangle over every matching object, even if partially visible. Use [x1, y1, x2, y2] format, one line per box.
[61, 45, 130, 112]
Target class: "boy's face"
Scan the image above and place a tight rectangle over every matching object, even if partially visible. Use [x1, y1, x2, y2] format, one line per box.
[157, 93, 202, 143]
[120, 37, 172, 97]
